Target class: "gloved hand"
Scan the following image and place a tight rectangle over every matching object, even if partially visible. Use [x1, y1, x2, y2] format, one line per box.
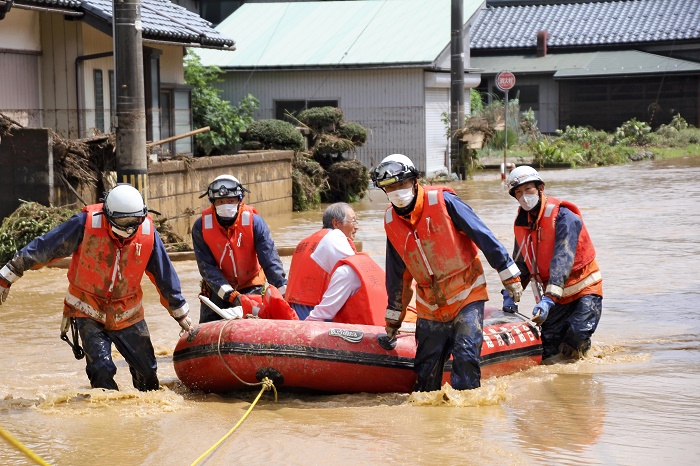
[385, 308, 403, 341]
[224, 290, 241, 307]
[0, 277, 10, 305]
[502, 276, 523, 302]
[501, 289, 517, 313]
[385, 325, 399, 341]
[176, 315, 192, 332]
[532, 296, 555, 325]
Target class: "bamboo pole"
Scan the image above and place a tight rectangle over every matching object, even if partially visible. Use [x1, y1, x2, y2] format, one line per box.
[147, 126, 210, 147]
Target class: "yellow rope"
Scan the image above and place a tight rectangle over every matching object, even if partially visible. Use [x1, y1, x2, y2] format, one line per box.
[0, 425, 51, 466]
[190, 378, 275, 466]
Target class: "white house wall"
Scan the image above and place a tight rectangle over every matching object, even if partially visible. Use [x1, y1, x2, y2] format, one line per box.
[218, 68, 427, 173]
[39, 12, 82, 138]
[0, 9, 41, 127]
[0, 8, 41, 50]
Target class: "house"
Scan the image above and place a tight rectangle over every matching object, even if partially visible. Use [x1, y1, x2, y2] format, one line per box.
[0, 0, 234, 156]
[196, 0, 486, 177]
[470, 0, 700, 133]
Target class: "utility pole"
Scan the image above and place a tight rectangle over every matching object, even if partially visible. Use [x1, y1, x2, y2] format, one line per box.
[450, 0, 465, 178]
[113, 0, 148, 200]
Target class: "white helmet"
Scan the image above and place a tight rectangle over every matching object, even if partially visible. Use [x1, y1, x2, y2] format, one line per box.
[371, 154, 418, 188]
[507, 166, 544, 197]
[103, 184, 148, 235]
[201, 174, 249, 203]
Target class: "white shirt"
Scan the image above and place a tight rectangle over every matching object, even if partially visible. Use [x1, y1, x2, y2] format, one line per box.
[306, 229, 358, 321]
[306, 265, 362, 321]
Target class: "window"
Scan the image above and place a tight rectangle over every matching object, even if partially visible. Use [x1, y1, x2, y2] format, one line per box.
[274, 99, 339, 123]
[493, 84, 539, 111]
[108, 70, 115, 130]
[94, 69, 104, 133]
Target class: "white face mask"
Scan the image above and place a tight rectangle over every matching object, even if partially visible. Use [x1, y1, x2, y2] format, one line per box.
[518, 192, 540, 211]
[387, 187, 415, 208]
[111, 226, 134, 238]
[216, 203, 239, 219]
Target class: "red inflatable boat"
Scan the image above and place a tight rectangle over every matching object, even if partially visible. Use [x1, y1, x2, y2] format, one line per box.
[173, 307, 542, 394]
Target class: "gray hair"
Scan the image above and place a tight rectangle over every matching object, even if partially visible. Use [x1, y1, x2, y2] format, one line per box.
[322, 202, 352, 229]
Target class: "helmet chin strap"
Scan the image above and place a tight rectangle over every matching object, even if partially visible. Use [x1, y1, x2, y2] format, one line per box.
[111, 226, 135, 239]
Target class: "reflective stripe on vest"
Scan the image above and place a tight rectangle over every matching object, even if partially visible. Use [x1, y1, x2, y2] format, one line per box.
[201, 204, 263, 291]
[65, 204, 154, 330]
[384, 187, 484, 321]
[514, 196, 598, 300]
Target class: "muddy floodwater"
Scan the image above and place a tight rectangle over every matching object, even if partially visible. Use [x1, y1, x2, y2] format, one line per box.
[1, 156, 699, 465]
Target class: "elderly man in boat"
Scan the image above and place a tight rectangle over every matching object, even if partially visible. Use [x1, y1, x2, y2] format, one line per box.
[192, 174, 296, 322]
[286, 202, 387, 325]
[371, 154, 524, 392]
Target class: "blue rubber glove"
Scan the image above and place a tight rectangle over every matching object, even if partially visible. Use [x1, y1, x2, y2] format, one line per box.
[532, 296, 555, 325]
[501, 289, 517, 313]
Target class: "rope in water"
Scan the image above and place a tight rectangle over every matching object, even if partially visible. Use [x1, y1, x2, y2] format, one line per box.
[190, 378, 274, 466]
[189, 319, 278, 465]
[0, 425, 51, 466]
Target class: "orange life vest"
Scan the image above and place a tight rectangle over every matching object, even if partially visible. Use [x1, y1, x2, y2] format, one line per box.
[201, 204, 265, 290]
[514, 196, 602, 304]
[330, 253, 387, 326]
[384, 186, 487, 322]
[64, 204, 154, 330]
[286, 229, 357, 306]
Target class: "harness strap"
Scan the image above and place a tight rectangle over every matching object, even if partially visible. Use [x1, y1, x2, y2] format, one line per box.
[60, 318, 85, 360]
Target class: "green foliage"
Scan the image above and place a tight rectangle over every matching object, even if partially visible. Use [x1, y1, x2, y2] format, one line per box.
[490, 128, 518, 150]
[470, 89, 484, 115]
[613, 118, 651, 146]
[185, 53, 258, 156]
[337, 122, 368, 145]
[520, 108, 539, 138]
[241, 119, 305, 151]
[324, 159, 370, 203]
[291, 153, 327, 211]
[531, 138, 565, 167]
[670, 113, 689, 130]
[298, 107, 344, 131]
[0, 202, 77, 263]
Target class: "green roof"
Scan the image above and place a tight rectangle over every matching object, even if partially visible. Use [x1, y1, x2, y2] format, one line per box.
[471, 51, 700, 78]
[196, 0, 485, 69]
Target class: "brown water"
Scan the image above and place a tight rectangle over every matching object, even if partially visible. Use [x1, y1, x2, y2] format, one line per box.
[2, 157, 700, 465]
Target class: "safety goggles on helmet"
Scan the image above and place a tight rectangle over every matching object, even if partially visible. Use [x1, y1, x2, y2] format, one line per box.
[200, 178, 250, 201]
[371, 161, 417, 188]
[109, 215, 145, 231]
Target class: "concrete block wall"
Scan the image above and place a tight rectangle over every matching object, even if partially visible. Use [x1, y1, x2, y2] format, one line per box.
[147, 150, 293, 243]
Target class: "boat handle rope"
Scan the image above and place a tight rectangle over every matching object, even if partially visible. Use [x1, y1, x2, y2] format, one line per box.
[0, 425, 51, 465]
[215, 319, 279, 397]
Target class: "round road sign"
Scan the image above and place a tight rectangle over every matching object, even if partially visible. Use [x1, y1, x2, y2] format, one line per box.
[496, 70, 516, 91]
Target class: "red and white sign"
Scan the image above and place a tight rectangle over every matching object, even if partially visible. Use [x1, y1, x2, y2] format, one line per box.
[496, 70, 516, 91]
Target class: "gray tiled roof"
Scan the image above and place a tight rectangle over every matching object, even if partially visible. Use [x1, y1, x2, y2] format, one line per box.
[472, 0, 700, 50]
[15, 0, 234, 49]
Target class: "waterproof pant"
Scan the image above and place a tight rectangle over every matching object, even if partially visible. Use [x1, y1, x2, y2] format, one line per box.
[199, 285, 263, 323]
[413, 301, 484, 392]
[541, 294, 603, 360]
[290, 302, 313, 321]
[74, 318, 159, 391]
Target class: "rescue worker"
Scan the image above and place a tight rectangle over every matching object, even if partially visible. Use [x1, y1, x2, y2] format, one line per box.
[371, 154, 523, 392]
[506, 166, 602, 361]
[304, 228, 387, 326]
[192, 174, 288, 323]
[0, 184, 191, 392]
[286, 202, 358, 319]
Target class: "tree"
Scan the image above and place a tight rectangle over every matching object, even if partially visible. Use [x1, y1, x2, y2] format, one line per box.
[184, 53, 258, 156]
